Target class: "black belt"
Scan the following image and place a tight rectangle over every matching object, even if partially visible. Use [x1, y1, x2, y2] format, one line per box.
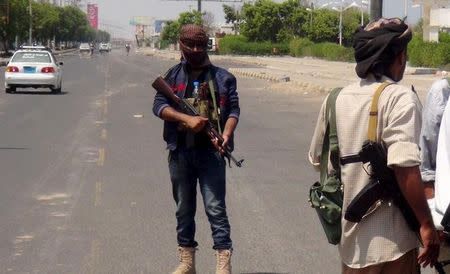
[340, 154, 362, 165]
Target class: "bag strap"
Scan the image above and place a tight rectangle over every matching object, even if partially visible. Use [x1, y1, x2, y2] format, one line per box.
[368, 82, 393, 142]
[320, 88, 342, 182]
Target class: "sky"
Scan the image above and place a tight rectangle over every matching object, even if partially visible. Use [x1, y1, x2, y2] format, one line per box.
[83, 0, 422, 39]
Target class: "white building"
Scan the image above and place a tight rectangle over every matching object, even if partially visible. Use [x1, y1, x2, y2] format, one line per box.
[413, 0, 450, 42]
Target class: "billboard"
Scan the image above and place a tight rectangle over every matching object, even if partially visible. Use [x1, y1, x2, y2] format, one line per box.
[87, 4, 98, 29]
[129, 16, 152, 26]
[154, 20, 168, 34]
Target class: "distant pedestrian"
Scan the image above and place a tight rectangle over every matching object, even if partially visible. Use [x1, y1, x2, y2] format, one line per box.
[309, 18, 439, 273]
[152, 24, 240, 274]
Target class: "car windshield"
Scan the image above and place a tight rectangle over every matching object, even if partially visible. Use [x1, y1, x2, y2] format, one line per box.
[12, 52, 51, 63]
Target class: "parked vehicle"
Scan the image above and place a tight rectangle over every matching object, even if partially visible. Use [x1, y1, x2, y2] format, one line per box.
[207, 37, 217, 52]
[99, 43, 111, 53]
[79, 43, 91, 54]
[4, 46, 63, 93]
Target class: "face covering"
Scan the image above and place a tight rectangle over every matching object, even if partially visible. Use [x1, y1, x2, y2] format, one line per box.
[179, 24, 210, 68]
[180, 41, 210, 68]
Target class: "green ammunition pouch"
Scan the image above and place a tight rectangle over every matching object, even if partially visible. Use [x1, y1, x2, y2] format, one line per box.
[187, 71, 222, 133]
[309, 87, 343, 245]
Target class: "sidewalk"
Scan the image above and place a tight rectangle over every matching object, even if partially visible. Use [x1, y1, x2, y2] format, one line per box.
[138, 48, 444, 100]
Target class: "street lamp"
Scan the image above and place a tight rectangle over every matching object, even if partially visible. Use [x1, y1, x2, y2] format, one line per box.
[306, 7, 313, 28]
[332, 1, 358, 46]
[29, 0, 32, 45]
[361, 0, 369, 25]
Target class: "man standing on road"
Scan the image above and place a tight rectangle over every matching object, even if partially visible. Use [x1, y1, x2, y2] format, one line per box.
[309, 18, 440, 273]
[420, 78, 449, 199]
[420, 79, 450, 273]
[152, 24, 240, 274]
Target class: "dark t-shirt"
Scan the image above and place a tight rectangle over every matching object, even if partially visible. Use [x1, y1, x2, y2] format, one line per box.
[177, 68, 216, 149]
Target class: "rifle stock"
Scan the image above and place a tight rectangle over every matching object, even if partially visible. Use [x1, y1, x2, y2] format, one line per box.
[152, 76, 244, 168]
[344, 141, 420, 234]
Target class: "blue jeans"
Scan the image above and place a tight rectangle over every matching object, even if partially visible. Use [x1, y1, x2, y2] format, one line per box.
[168, 147, 232, 250]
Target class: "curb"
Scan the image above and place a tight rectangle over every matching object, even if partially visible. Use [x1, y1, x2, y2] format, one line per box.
[405, 68, 438, 75]
[229, 68, 332, 94]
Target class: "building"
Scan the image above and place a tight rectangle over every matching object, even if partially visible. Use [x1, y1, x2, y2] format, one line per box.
[413, 0, 450, 42]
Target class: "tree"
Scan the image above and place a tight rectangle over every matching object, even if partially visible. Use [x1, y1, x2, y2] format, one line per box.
[341, 8, 362, 46]
[222, 4, 242, 35]
[240, 0, 283, 42]
[306, 8, 339, 43]
[178, 11, 203, 26]
[202, 11, 216, 36]
[277, 0, 308, 42]
[31, 2, 59, 43]
[160, 10, 204, 47]
[161, 20, 180, 44]
[0, 0, 29, 51]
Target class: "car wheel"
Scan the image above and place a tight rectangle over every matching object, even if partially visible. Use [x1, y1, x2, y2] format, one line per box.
[5, 88, 10, 93]
[56, 82, 62, 93]
[6, 87, 15, 93]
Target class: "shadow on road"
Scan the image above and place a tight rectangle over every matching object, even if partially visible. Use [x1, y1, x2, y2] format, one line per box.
[240, 273, 289, 274]
[8, 91, 68, 95]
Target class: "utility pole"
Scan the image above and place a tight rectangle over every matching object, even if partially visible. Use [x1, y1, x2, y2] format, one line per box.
[370, 0, 382, 21]
[29, 0, 32, 45]
[197, 0, 201, 12]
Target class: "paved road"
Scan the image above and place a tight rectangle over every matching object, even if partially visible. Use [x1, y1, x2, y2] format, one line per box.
[0, 50, 437, 274]
[0, 50, 336, 273]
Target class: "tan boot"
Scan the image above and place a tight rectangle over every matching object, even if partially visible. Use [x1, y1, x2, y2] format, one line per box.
[172, 247, 196, 274]
[215, 249, 232, 274]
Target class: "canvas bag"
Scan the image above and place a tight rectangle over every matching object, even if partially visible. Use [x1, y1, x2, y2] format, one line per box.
[309, 88, 343, 245]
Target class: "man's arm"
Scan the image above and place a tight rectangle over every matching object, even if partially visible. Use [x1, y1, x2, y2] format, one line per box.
[221, 117, 238, 148]
[393, 165, 440, 268]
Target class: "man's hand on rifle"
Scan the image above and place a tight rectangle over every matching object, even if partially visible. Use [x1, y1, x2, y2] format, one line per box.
[184, 116, 208, 133]
[212, 134, 230, 155]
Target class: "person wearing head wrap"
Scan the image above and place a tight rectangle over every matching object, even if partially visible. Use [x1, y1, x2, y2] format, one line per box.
[179, 24, 211, 68]
[309, 18, 439, 273]
[153, 24, 240, 274]
[353, 17, 412, 81]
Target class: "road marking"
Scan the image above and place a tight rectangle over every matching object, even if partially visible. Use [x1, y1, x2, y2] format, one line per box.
[101, 129, 107, 140]
[95, 182, 102, 206]
[97, 148, 105, 166]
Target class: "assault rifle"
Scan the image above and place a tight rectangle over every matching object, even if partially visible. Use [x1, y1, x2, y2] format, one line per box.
[152, 76, 244, 168]
[344, 140, 420, 234]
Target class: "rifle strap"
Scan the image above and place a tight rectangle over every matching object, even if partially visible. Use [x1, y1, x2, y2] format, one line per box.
[320, 88, 342, 182]
[368, 82, 393, 142]
[208, 71, 222, 135]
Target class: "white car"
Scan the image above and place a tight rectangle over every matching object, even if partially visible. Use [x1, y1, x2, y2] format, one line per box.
[5, 47, 63, 93]
[79, 43, 91, 54]
[99, 43, 110, 53]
